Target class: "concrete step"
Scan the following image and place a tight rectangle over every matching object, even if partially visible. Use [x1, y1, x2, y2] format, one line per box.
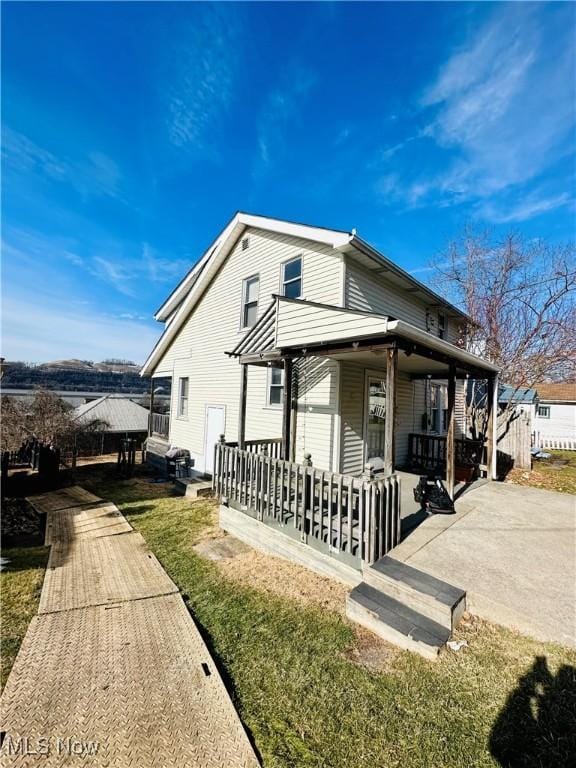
[175, 477, 214, 499]
[346, 582, 450, 660]
[363, 555, 465, 631]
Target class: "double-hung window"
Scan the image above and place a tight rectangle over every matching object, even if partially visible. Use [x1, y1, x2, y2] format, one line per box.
[178, 377, 189, 418]
[242, 275, 259, 328]
[268, 367, 284, 406]
[281, 257, 302, 298]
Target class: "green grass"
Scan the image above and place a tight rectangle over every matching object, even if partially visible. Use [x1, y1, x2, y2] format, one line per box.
[509, 450, 576, 494]
[73, 463, 576, 768]
[1, 545, 49, 690]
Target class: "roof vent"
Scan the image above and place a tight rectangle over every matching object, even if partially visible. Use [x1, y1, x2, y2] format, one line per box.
[241, 237, 250, 251]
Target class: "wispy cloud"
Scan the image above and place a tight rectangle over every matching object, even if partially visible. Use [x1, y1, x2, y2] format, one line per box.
[164, 5, 240, 153]
[375, 4, 575, 222]
[2, 127, 125, 201]
[1, 294, 160, 364]
[479, 192, 573, 224]
[254, 62, 318, 176]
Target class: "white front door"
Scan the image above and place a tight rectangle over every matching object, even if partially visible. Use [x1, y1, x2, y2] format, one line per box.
[204, 406, 225, 475]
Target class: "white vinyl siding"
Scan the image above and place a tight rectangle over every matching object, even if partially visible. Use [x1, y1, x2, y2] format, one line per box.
[293, 358, 339, 470]
[340, 362, 366, 475]
[345, 259, 463, 344]
[534, 402, 576, 440]
[152, 227, 343, 471]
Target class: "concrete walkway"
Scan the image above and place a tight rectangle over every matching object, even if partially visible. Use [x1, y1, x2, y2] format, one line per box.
[1, 486, 259, 767]
[392, 482, 576, 648]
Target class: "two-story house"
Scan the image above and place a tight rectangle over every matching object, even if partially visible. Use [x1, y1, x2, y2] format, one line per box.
[141, 212, 500, 658]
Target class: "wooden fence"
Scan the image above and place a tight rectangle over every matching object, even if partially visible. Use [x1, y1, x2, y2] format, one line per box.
[213, 441, 400, 569]
[497, 411, 532, 470]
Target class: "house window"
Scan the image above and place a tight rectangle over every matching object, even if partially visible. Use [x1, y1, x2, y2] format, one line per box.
[268, 367, 284, 406]
[281, 257, 302, 299]
[537, 405, 550, 418]
[178, 377, 189, 418]
[241, 275, 259, 328]
[438, 313, 446, 340]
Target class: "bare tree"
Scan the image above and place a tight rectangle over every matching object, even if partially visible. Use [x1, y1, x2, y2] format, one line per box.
[0, 397, 29, 452]
[432, 228, 576, 438]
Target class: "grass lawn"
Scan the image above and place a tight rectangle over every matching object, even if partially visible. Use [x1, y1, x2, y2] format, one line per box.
[73, 462, 576, 768]
[508, 450, 576, 494]
[1, 545, 49, 691]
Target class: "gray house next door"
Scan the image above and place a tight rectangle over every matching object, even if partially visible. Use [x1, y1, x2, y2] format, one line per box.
[204, 406, 225, 475]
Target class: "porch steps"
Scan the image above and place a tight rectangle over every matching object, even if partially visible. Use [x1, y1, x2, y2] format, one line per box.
[346, 583, 450, 660]
[175, 475, 214, 500]
[363, 556, 466, 631]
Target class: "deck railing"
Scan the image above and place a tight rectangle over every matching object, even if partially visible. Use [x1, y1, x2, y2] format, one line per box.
[213, 441, 400, 568]
[151, 412, 170, 439]
[224, 438, 284, 459]
[408, 433, 485, 473]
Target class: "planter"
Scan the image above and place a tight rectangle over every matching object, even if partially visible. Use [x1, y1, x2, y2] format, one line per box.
[455, 465, 476, 484]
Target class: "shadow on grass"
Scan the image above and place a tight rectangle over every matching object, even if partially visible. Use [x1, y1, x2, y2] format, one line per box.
[490, 655, 576, 767]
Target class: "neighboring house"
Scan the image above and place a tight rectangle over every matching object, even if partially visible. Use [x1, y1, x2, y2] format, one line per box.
[532, 383, 576, 450]
[73, 394, 150, 454]
[141, 212, 501, 657]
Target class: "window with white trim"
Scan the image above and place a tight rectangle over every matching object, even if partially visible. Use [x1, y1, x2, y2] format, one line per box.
[267, 367, 284, 406]
[281, 257, 302, 299]
[241, 275, 259, 328]
[537, 405, 550, 418]
[178, 377, 189, 418]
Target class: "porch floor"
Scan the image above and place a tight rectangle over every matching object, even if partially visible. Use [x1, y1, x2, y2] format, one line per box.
[396, 471, 488, 538]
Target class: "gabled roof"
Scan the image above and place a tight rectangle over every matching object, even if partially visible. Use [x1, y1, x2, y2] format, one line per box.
[142, 212, 471, 377]
[73, 395, 149, 433]
[535, 383, 576, 402]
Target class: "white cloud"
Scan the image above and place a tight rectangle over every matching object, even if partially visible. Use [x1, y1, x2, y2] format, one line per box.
[164, 5, 240, 152]
[2, 127, 125, 201]
[375, 4, 575, 221]
[479, 192, 573, 224]
[1, 295, 161, 364]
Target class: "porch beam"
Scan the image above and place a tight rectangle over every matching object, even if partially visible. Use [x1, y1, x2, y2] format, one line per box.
[384, 347, 398, 476]
[238, 364, 248, 449]
[238, 350, 284, 365]
[446, 363, 456, 499]
[282, 358, 293, 462]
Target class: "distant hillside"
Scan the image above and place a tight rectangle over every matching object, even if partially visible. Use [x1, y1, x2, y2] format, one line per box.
[1, 359, 151, 393]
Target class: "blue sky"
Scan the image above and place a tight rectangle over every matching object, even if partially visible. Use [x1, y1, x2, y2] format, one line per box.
[2, 1, 574, 363]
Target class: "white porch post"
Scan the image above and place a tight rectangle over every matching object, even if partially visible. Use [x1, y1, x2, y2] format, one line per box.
[384, 346, 398, 477]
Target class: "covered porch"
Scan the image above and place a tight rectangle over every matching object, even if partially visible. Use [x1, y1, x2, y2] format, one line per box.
[215, 296, 499, 571]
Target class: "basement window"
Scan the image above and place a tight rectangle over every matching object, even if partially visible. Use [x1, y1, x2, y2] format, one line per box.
[281, 256, 302, 299]
[241, 274, 259, 328]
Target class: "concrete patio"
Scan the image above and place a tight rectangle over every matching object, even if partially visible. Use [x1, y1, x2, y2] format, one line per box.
[392, 481, 576, 648]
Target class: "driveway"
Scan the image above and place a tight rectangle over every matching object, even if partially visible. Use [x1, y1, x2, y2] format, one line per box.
[392, 482, 576, 647]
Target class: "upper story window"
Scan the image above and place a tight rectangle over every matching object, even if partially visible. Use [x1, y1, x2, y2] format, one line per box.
[241, 275, 259, 328]
[267, 366, 284, 406]
[178, 377, 189, 418]
[537, 405, 550, 418]
[438, 313, 446, 340]
[281, 257, 302, 299]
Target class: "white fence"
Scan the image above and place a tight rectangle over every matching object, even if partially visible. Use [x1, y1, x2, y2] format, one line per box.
[533, 433, 576, 452]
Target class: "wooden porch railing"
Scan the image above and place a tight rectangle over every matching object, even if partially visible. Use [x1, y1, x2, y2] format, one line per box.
[213, 441, 401, 568]
[225, 438, 284, 459]
[408, 433, 486, 473]
[151, 412, 170, 439]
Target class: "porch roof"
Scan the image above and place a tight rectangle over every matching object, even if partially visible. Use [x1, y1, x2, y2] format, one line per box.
[227, 296, 499, 377]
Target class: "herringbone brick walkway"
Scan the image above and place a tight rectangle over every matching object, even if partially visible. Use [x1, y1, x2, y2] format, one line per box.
[1, 487, 259, 767]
